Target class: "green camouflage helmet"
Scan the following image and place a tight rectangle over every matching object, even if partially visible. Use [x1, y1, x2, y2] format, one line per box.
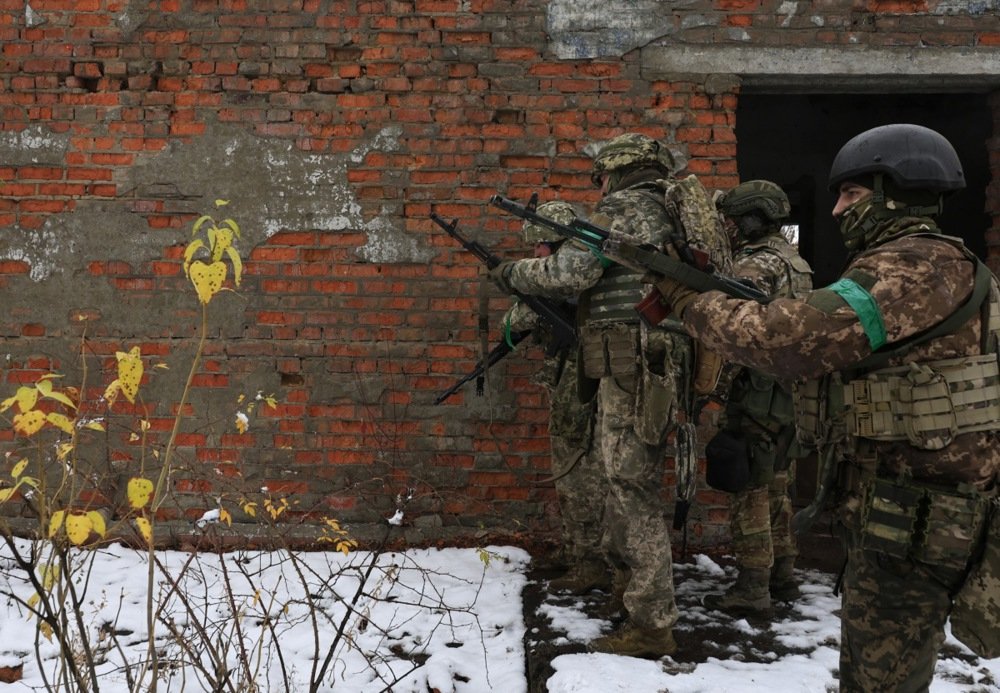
[717, 180, 791, 223]
[591, 133, 676, 186]
[522, 200, 578, 244]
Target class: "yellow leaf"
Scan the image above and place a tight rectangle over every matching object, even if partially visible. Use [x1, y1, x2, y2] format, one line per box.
[183, 238, 206, 276]
[222, 218, 241, 239]
[140, 419, 150, 431]
[225, 246, 243, 287]
[191, 214, 213, 237]
[189, 261, 227, 304]
[65, 514, 92, 546]
[83, 421, 105, 432]
[129, 432, 139, 442]
[235, 413, 248, 434]
[56, 443, 73, 460]
[116, 347, 143, 404]
[0, 488, 17, 503]
[215, 199, 230, 207]
[34, 379, 53, 397]
[265, 396, 278, 410]
[219, 508, 232, 526]
[48, 511, 65, 538]
[127, 477, 154, 510]
[27, 593, 39, 610]
[46, 412, 75, 435]
[212, 227, 233, 262]
[242, 501, 257, 518]
[0, 395, 17, 412]
[13, 410, 46, 437]
[41, 388, 76, 409]
[13, 386, 38, 414]
[39, 621, 53, 642]
[135, 517, 153, 546]
[86, 510, 107, 538]
[11, 458, 28, 479]
[103, 379, 121, 406]
[41, 563, 59, 590]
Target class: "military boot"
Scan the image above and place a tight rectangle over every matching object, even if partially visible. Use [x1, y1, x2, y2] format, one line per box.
[589, 621, 677, 659]
[769, 556, 801, 602]
[547, 560, 611, 595]
[704, 567, 771, 614]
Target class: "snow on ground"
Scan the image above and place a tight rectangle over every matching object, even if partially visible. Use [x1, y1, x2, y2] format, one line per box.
[1, 539, 998, 692]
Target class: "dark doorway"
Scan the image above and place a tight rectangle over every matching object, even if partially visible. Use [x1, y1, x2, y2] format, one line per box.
[735, 94, 991, 286]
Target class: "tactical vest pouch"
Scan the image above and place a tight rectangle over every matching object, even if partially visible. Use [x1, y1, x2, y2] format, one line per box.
[693, 341, 723, 395]
[951, 498, 1000, 658]
[747, 437, 777, 486]
[843, 354, 1000, 450]
[860, 478, 922, 559]
[860, 478, 987, 569]
[580, 323, 638, 380]
[634, 327, 681, 445]
[705, 429, 750, 493]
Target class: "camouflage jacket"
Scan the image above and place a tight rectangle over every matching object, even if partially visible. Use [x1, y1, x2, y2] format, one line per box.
[504, 181, 677, 325]
[684, 223, 1000, 491]
[732, 232, 813, 300]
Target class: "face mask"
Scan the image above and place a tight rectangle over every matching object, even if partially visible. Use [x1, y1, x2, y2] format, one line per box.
[837, 195, 876, 251]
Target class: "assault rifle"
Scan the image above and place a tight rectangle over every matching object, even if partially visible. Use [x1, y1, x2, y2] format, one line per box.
[431, 212, 577, 404]
[432, 329, 531, 405]
[489, 193, 769, 326]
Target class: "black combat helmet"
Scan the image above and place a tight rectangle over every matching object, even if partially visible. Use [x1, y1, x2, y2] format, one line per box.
[828, 123, 965, 194]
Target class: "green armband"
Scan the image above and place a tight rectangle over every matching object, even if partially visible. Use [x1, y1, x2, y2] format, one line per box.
[503, 312, 517, 349]
[826, 277, 887, 351]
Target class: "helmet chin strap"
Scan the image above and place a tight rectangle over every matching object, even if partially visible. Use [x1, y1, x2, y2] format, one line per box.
[870, 173, 944, 220]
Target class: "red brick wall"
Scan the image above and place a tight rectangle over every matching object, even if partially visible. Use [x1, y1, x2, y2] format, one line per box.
[0, 0, 996, 549]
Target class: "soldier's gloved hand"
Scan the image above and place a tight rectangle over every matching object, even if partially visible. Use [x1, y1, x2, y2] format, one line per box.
[488, 261, 518, 294]
[654, 276, 700, 318]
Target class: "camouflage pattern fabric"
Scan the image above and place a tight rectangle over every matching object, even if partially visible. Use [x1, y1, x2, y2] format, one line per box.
[501, 301, 604, 566]
[724, 231, 812, 573]
[682, 220, 1000, 690]
[504, 175, 690, 631]
[547, 349, 604, 566]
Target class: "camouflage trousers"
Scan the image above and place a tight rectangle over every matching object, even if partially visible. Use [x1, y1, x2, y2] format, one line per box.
[839, 525, 967, 692]
[546, 352, 604, 564]
[729, 463, 797, 570]
[594, 372, 678, 631]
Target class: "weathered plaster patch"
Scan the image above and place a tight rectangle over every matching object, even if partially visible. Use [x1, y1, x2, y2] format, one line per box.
[24, 1, 45, 27]
[121, 123, 425, 263]
[931, 0, 999, 14]
[0, 124, 69, 166]
[777, 1, 798, 27]
[546, 0, 679, 59]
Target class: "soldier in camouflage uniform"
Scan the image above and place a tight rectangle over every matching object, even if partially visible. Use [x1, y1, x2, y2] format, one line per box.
[491, 133, 699, 658]
[655, 124, 1000, 690]
[704, 180, 814, 614]
[500, 201, 608, 593]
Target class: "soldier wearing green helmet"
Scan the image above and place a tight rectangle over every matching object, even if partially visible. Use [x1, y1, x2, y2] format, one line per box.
[490, 132, 733, 658]
[704, 180, 813, 615]
[499, 200, 609, 594]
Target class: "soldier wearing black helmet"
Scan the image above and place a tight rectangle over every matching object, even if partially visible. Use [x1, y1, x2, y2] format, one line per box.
[703, 180, 813, 615]
[653, 124, 1000, 690]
